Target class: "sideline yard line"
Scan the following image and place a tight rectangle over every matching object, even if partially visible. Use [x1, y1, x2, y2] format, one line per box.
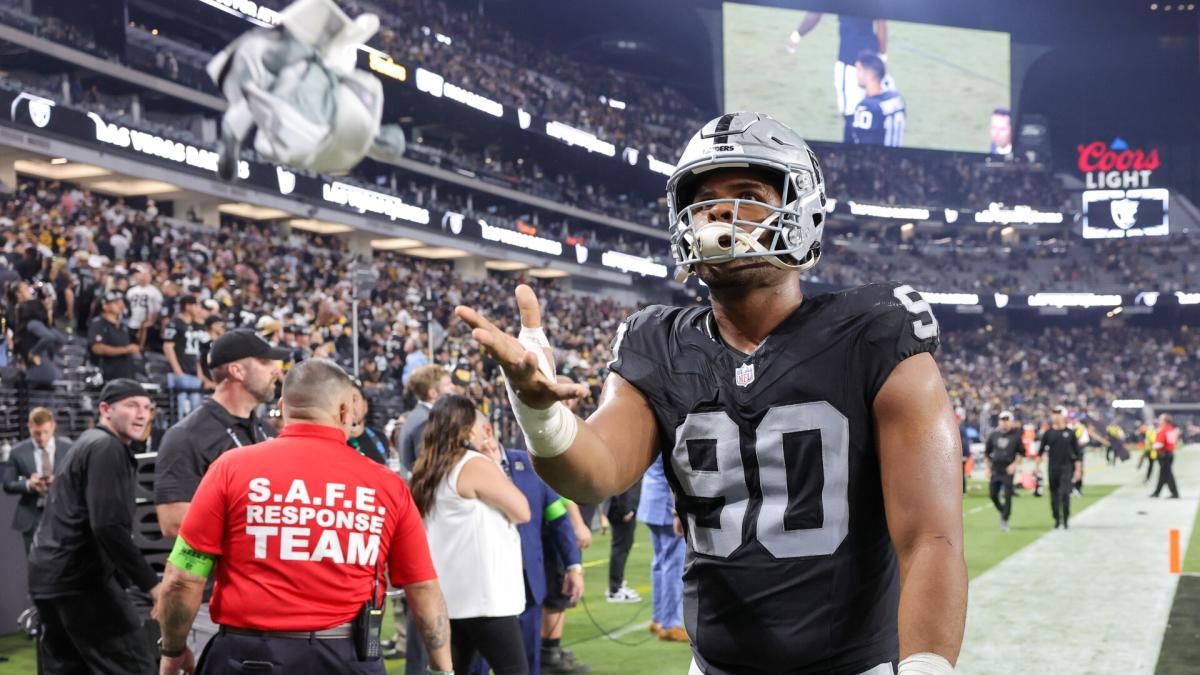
[609, 620, 654, 640]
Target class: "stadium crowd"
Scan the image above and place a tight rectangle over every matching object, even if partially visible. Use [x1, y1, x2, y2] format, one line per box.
[805, 234, 1200, 294]
[2, 178, 1196, 445]
[0, 0, 1069, 222]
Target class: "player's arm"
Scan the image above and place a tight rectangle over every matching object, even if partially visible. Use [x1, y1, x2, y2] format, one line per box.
[875, 353, 966, 669]
[795, 11, 823, 36]
[455, 286, 658, 504]
[876, 20, 888, 54]
[533, 373, 658, 504]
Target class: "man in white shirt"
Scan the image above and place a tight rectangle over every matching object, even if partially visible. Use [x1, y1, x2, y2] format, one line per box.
[124, 263, 164, 348]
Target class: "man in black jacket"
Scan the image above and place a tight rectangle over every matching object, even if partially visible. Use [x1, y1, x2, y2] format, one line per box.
[1038, 406, 1083, 530]
[27, 379, 159, 674]
[2, 407, 73, 553]
[984, 411, 1022, 532]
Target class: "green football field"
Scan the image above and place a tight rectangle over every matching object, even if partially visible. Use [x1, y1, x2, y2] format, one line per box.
[0, 481, 1116, 674]
[722, 2, 1010, 153]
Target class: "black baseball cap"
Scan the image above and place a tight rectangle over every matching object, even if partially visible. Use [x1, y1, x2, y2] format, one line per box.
[102, 291, 125, 305]
[208, 329, 291, 369]
[99, 378, 149, 405]
[204, 315, 225, 328]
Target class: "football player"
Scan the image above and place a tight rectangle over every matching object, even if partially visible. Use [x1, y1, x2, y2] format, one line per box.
[786, 13, 889, 142]
[850, 51, 906, 147]
[456, 112, 966, 675]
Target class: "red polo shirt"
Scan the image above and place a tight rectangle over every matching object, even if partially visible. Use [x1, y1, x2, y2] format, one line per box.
[179, 423, 436, 631]
[1157, 424, 1180, 454]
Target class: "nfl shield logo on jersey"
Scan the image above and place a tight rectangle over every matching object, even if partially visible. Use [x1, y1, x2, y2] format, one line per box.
[735, 362, 755, 387]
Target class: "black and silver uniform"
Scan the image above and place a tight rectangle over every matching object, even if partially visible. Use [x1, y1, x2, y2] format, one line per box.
[608, 281, 939, 675]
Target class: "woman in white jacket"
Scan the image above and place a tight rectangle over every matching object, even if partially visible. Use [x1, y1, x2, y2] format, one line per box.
[410, 394, 531, 675]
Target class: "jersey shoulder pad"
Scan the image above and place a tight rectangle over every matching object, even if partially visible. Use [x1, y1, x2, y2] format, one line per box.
[835, 282, 940, 399]
[607, 305, 695, 398]
[609, 305, 690, 363]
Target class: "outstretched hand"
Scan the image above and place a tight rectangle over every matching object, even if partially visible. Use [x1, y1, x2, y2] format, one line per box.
[455, 284, 588, 410]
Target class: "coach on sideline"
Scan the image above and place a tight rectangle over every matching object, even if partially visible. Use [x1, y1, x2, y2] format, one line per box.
[155, 358, 453, 675]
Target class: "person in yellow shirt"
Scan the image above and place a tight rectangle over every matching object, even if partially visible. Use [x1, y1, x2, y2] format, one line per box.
[1136, 423, 1157, 484]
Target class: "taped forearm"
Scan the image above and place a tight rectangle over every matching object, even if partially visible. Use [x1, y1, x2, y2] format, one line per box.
[505, 326, 579, 458]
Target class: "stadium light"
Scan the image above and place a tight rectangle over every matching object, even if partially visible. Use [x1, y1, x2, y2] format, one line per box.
[847, 201, 930, 220]
[973, 203, 1064, 225]
[920, 292, 980, 306]
[1027, 292, 1122, 308]
[545, 121, 616, 157]
[601, 251, 668, 278]
[646, 155, 674, 176]
[1112, 399, 1146, 409]
[478, 219, 563, 256]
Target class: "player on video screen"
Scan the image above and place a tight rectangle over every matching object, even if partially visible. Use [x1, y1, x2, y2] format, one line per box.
[849, 51, 905, 147]
[787, 12, 890, 142]
[989, 108, 1013, 155]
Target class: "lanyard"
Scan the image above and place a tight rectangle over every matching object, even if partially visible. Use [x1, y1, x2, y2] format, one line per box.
[225, 428, 245, 448]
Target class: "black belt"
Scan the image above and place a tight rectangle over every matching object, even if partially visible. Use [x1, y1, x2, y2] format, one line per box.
[220, 622, 352, 640]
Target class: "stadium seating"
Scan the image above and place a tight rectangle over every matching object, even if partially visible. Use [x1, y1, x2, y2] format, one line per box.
[3, 179, 1196, 450]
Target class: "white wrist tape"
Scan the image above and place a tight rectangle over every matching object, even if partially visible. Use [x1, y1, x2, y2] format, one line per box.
[505, 326, 579, 458]
[898, 653, 954, 674]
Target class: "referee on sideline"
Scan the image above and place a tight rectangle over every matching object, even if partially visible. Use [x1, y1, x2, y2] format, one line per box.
[155, 358, 453, 674]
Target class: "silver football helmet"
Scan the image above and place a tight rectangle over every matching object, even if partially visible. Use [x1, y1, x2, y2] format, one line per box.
[666, 112, 827, 282]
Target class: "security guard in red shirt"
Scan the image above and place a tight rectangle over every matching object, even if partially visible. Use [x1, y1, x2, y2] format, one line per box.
[155, 358, 454, 675]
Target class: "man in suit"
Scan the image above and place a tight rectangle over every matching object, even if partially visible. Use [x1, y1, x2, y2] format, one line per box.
[3, 407, 72, 553]
[398, 363, 456, 671]
[399, 364, 455, 474]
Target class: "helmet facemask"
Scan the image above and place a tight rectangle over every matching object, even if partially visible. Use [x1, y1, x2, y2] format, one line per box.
[669, 159, 824, 283]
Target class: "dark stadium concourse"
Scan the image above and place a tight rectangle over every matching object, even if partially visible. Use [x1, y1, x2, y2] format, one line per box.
[0, 0, 1199, 673]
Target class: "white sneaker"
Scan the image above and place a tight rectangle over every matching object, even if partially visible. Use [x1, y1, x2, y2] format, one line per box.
[785, 30, 800, 54]
[606, 583, 641, 603]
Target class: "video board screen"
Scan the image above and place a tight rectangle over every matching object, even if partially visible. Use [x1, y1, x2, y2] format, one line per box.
[723, 3, 1011, 153]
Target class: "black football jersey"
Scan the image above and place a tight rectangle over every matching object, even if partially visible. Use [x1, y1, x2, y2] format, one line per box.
[608, 282, 939, 675]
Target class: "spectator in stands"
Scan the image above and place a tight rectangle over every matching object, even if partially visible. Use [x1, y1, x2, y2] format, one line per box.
[198, 314, 226, 383]
[411, 395, 531, 675]
[26, 380, 158, 675]
[124, 262, 162, 349]
[163, 295, 207, 415]
[3, 407, 73, 553]
[87, 291, 138, 382]
[13, 296, 67, 387]
[400, 363, 455, 473]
